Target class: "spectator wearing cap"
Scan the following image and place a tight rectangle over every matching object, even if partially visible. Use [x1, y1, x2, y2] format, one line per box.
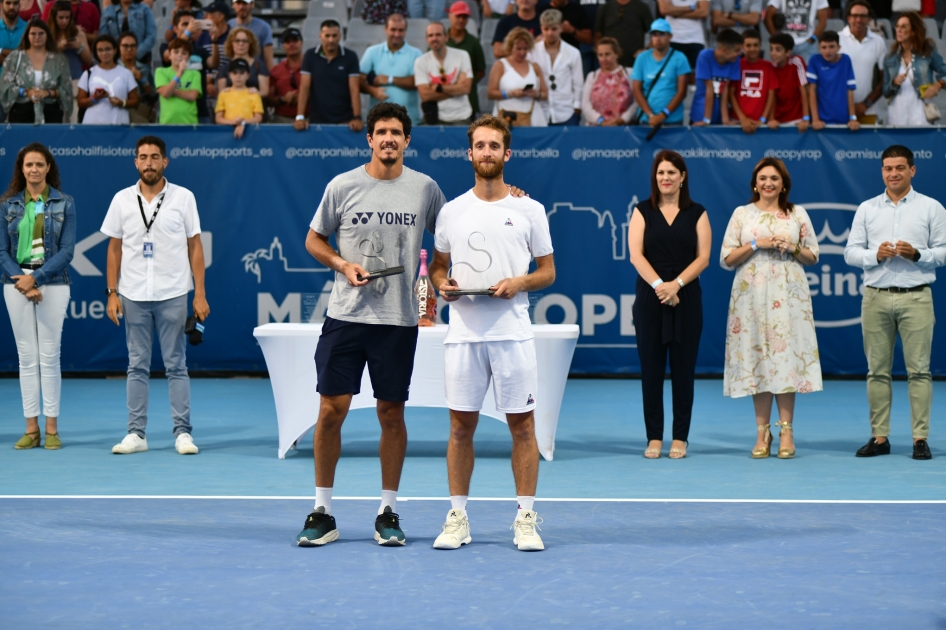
[631, 18, 691, 127]
[295, 19, 362, 131]
[204, 1, 232, 71]
[414, 21, 472, 124]
[215, 57, 262, 136]
[99, 0, 156, 63]
[160, 10, 213, 121]
[493, 0, 542, 60]
[228, 0, 273, 69]
[538, 0, 592, 50]
[594, 0, 653, 68]
[445, 1, 486, 115]
[165, 0, 205, 43]
[710, 0, 762, 35]
[155, 38, 203, 124]
[531, 9, 584, 125]
[408, 0, 446, 20]
[658, 0, 709, 73]
[267, 27, 304, 123]
[360, 13, 422, 124]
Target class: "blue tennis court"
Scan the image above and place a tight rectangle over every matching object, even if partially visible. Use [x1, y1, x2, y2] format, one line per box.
[2, 378, 945, 627]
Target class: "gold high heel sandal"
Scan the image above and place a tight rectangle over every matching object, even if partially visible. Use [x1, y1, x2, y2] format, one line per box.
[751, 424, 772, 459]
[775, 420, 795, 459]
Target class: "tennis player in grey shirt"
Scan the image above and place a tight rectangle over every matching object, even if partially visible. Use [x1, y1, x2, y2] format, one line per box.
[296, 102, 445, 548]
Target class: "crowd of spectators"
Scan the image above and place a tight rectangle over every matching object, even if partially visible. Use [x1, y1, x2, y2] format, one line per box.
[0, 0, 943, 131]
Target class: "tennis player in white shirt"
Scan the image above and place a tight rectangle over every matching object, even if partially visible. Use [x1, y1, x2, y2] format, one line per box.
[428, 114, 556, 551]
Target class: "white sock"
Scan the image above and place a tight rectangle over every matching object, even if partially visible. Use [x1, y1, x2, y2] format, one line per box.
[314, 487, 332, 515]
[450, 495, 468, 515]
[517, 495, 535, 517]
[379, 489, 397, 515]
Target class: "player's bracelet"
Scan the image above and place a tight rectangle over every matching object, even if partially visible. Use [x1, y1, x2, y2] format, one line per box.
[501, 89, 508, 99]
[702, 117, 711, 124]
[651, 279, 664, 289]
[802, 115, 810, 121]
[760, 116, 767, 123]
[676, 277, 685, 288]
[750, 240, 758, 251]
[662, 107, 671, 117]
[850, 115, 857, 121]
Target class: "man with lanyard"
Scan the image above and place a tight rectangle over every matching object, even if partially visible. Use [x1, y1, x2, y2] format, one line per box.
[844, 145, 946, 461]
[102, 135, 210, 456]
[0, 0, 27, 122]
[631, 18, 692, 127]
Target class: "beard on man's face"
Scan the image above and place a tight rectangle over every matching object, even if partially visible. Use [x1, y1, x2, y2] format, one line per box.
[472, 157, 503, 179]
[139, 167, 164, 186]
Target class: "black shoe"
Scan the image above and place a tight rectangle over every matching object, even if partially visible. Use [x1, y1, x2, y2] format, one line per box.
[374, 506, 406, 546]
[913, 439, 932, 460]
[856, 437, 891, 457]
[296, 507, 339, 546]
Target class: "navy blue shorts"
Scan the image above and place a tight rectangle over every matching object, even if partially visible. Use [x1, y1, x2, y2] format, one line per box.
[314, 317, 419, 402]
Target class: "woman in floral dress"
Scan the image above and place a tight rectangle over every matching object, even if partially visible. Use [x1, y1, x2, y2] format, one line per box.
[720, 157, 823, 459]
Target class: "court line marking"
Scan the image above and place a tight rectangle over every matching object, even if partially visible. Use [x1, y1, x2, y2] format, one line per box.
[1, 495, 944, 504]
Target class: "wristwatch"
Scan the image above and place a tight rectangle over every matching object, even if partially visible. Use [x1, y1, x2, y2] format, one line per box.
[912, 249, 921, 262]
[295, 114, 305, 121]
[105, 288, 118, 297]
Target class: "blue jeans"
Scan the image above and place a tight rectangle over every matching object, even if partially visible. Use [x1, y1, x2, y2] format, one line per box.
[407, 0, 445, 18]
[550, 111, 581, 126]
[121, 295, 192, 437]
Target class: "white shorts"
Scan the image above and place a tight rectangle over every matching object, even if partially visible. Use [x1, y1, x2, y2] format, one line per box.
[444, 339, 538, 413]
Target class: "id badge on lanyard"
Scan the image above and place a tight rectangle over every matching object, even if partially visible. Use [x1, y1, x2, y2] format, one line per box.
[138, 193, 164, 260]
[143, 238, 154, 258]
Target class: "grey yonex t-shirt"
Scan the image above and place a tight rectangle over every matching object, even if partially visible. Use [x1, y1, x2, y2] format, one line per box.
[311, 165, 446, 326]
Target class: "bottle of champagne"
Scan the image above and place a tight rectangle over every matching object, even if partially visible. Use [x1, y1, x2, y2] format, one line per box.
[415, 249, 436, 327]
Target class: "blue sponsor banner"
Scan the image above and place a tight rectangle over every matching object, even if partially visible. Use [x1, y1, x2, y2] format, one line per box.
[0, 125, 943, 375]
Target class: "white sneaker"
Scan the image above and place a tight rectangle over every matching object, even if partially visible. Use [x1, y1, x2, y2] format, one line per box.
[175, 433, 199, 455]
[512, 510, 544, 551]
[112, 433, 148, 454]
[433, 509, 472, 549]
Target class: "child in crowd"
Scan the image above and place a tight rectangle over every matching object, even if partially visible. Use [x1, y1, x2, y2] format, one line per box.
[691, 28, 744, 125]
[155, 38, 203, 124]
[730, 29, 779, 134]
[214, 58, 263, 138]
[769, 33, 810, 132]
[807, 30, 859, 131]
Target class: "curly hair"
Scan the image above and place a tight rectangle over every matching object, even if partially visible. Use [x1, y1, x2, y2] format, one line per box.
[503, 27, 535, 57]
[225, 26, 261, 60]
[2, 143, 61, 202]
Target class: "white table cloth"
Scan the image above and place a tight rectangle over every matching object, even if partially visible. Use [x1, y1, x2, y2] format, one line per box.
[253, 323, 579, 461]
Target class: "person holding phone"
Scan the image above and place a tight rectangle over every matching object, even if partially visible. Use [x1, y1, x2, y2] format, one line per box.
[77, 34, 139, 124]
[487, 27, 548, 127]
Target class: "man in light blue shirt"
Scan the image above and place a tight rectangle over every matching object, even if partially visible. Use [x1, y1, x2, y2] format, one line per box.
[631, 19, 691, 126]
[844, 145, 946, 461]
[360, 13, 422, 125]
[0, 0, 26, 122]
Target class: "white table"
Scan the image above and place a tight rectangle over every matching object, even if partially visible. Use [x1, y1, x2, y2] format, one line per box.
[253, 323, 579, 461]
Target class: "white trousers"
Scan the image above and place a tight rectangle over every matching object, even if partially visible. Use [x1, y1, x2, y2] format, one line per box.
[3, 283, 70, 418]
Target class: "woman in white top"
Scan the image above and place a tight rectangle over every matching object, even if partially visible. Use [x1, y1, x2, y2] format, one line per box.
[76, 35, 139, 124]
[582, 37, 635, 125]
[883, 12, 946, 126]
[487, 27, 548, 127]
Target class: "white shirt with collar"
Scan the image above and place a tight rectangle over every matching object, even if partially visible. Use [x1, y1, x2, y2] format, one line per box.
[844, 187, 946, 289]
[529, 39, 583, 124]
[101, 179, 201, 302]
[838, 25, 886, 115]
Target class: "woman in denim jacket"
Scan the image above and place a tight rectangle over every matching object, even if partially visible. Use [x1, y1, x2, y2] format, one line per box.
[883, 12, 946, 126]
[99, 0, 157, 63]
[0, 143, 76, 451]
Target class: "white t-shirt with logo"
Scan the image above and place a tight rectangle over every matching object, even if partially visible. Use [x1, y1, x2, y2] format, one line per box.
[434, 190, 554, 344]
[768, 0, 828, 45]
[78, 64, 137, 124]
[413, 47, 473, 123]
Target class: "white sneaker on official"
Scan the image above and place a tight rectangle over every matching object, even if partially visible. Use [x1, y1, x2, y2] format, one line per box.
[175, 433, 199, 455]
[112, 433, 148, 454]
[433, 509, 472, 549]
[512, 510, 544, 551]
